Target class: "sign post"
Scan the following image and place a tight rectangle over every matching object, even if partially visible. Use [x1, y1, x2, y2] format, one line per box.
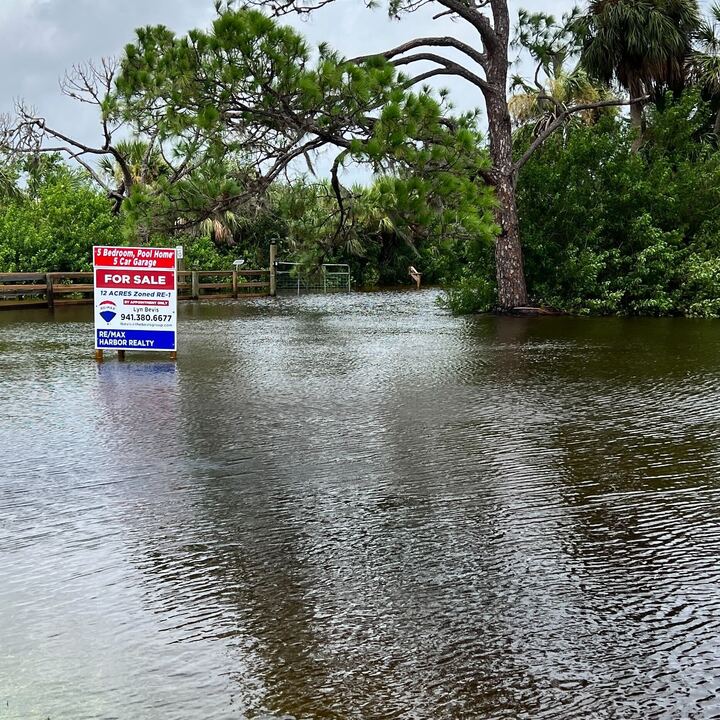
[93, 246, 177, 361]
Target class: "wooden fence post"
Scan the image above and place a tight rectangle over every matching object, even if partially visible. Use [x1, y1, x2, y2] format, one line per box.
[191, 270, 200, 300]
[269, 242, 277, 297]
[45, 273, 54, 309]
[232, 269, 238, 299]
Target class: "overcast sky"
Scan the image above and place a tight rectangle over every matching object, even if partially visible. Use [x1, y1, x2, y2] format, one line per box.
[0, 0, 603, 180]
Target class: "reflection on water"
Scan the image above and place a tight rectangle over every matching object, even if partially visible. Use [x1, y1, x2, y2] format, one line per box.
[2, 292, 720, 719]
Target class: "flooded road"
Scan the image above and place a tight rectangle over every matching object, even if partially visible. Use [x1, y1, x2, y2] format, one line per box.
[1, 290, 720, 719]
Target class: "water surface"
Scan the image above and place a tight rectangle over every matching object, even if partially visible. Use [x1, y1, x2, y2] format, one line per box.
[1, 291, 720, 719]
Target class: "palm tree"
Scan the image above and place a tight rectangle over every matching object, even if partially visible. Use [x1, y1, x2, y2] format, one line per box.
[0, 162, 21, 200]
[579, 0, 700, 145]
[182, 159, 266, 246]
[688, 3, 720, 135]
[98, 137, 167, 189]
[510, 9, 618, 135]
[510, 68, 617, 135]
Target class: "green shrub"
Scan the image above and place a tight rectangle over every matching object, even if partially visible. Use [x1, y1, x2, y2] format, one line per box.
[514, 93, 720, 316]
[442, 273, 497, 314]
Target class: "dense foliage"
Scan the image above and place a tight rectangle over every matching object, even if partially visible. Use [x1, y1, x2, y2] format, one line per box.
[6, 93, 720, 316]
[0, 159, 123, 272]
[111, 7, 495, 251]
[517, 94, 720, 316]
[0, 5, 500, 290]
[0, 158, 495, 289]
[4, 2, 720, 316]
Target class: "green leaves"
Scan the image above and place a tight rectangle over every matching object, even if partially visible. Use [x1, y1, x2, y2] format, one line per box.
[106, 2, 495, 268]
[0, 160, 124, 272]
[580, 0, 700, 99]
[515, 92, 720, 316]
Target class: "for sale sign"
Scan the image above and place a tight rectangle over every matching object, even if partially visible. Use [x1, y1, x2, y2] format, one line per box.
[93, 246, 177, 352]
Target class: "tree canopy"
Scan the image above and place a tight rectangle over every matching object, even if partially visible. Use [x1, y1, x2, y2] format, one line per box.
[3, 1, 720, 316]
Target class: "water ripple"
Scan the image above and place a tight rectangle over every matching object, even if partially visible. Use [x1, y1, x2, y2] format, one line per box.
[1, 295, 720, 718]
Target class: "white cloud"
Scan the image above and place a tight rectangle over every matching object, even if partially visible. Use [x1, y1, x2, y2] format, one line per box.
[0, 0, 576, 133]
[3, 0, 687, 183]
[0, 0, 217, 141]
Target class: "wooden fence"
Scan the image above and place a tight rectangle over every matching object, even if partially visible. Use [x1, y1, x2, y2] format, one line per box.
[0, 269, 272, 310]
[178, 270, 271, 300]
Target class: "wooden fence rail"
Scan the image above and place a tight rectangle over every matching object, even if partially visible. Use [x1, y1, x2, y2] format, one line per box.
[0, 268, 272, 310]
[177, 269, 271, 300]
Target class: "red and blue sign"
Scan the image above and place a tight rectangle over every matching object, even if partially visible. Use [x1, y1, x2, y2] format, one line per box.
[94, 246, 177, 353]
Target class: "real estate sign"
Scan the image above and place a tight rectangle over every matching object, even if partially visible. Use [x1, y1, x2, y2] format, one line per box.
[93, 246, 177, 352]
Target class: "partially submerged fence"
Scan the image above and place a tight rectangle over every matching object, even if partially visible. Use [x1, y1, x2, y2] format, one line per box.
[0, 254, 354, 310]
[276, 262, 351, 294]
[0, 268, 271, 309]
[177, 270, 271, 300]
[0, 272, 94, 309]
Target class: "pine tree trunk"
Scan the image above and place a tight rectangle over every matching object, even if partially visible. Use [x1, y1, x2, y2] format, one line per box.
[486, 55, 529, 311]
[493, 171, 528, 309]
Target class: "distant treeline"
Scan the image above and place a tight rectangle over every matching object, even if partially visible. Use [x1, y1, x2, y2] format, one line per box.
[3, 1, 720, 315]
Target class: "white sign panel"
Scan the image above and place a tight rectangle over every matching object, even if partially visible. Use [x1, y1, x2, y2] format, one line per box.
[93, 246, 177, 352]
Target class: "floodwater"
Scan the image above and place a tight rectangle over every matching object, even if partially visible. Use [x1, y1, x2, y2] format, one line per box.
[1, 290, 720, 720]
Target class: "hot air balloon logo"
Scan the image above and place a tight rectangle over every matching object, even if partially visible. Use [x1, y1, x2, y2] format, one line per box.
[99, 300, 117, 323]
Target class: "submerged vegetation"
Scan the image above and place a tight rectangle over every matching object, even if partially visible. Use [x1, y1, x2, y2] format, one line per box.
[2, 0, 720, 315]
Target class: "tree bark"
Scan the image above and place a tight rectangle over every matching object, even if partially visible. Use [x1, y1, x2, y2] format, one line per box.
[492, 169, 528, 309]
[629, 77, 645, 152]
[485, 19, 529, 311]
[629, 98, 644, 131]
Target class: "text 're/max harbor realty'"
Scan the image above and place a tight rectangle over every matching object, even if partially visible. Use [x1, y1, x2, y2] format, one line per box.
[93, 246, 177, 352]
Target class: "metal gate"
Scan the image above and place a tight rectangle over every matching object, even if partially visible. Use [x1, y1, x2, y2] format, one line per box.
[275, 262, 351, 295]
